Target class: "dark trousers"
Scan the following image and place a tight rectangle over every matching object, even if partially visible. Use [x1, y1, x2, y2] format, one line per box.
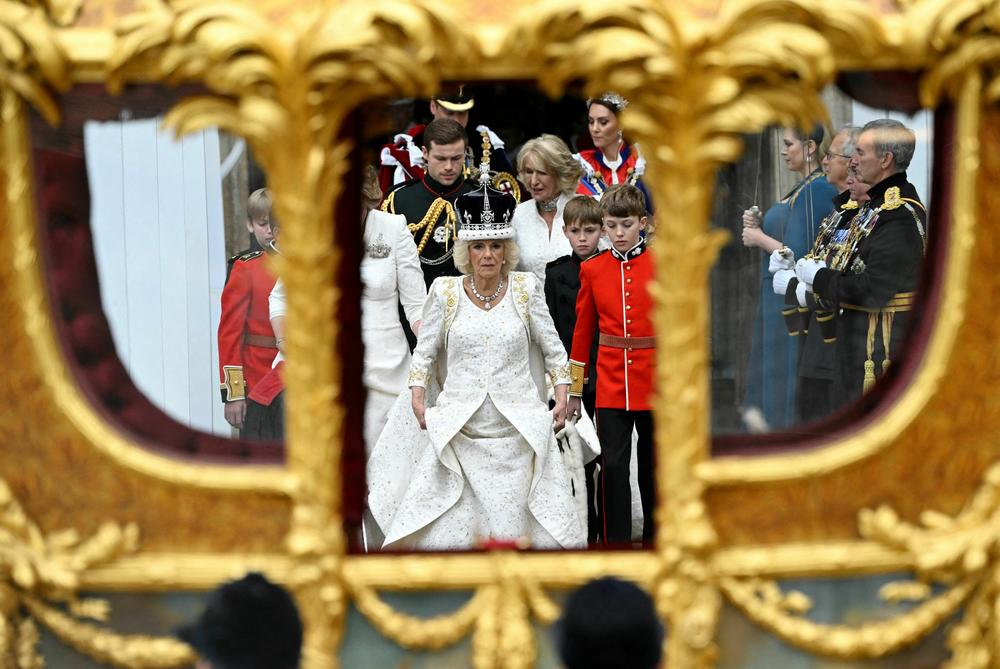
[242, 394, 284, 442]
[581, 391, 601, 544]
[596, 408, 654, 544]
[797, 376, 834, 424]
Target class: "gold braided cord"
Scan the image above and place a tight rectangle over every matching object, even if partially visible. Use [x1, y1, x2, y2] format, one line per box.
[720, 575, 977, 660]
[22, 596, 195, 669]
[347, 584, 488, 650]
[408, 197, 457, 254]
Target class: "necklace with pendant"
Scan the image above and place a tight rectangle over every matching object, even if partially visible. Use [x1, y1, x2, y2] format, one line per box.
[468, 276, 504, 310]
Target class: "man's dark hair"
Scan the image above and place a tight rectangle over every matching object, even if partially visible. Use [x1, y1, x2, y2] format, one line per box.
[557, 577, 664, 669]
[423, 118, 468, 150]
[177, 572, 302, 669]
[862, 118, 917, 171]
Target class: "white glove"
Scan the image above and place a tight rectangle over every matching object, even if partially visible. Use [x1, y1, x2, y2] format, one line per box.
[795, 258, 826, 287]
[796, 281, 808, 307]
[768, 249, 794, 274]
[772, 269, 794, 296]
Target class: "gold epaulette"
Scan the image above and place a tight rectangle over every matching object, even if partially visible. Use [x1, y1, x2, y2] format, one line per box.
[881, 186, 903, 210]
[841, 199, 859, 210]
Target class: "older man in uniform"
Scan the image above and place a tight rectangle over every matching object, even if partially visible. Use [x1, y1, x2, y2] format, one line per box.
[378, 85, 520, 200]
[794, 119, 926, 404]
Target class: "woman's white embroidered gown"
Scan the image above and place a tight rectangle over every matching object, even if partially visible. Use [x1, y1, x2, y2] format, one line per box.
[367, 272, 586, 550]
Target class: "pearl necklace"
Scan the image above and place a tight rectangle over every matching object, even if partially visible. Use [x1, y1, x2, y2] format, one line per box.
[468, 276, 504, 310]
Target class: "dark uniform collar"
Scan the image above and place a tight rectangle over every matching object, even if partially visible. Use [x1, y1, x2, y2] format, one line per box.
[571, 250, 602, 265]
[866, 171, 912, 207]
[832, 189, 852, 209]
[422, 173, 467, 198]
[610, 239, 646, 262]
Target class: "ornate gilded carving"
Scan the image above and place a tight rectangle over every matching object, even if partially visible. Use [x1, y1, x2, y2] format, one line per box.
[0, 477, 194, 667]
[859, 460, 1000, 667]
[0, 0, 70, 122]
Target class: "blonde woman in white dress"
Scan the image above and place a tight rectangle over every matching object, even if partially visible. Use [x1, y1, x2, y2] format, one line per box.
[367, 174, 586, 550]
[359, 167, 426, 452]
[511, 134, 584, 283]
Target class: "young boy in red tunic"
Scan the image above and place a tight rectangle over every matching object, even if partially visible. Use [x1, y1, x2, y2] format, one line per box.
[568, 184, 654, 544]
[218, 188, 279, 434]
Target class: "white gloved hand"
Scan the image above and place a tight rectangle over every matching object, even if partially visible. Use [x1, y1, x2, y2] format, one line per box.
[795, 258, 826, 287]
[772, 269, 794, 296]
[796, 281, 808, 307]
[768, 249, 794, 274]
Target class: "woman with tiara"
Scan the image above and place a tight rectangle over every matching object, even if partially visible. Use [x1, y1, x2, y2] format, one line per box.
[367, 170, 586, 551]
[574, 92, 651, 212]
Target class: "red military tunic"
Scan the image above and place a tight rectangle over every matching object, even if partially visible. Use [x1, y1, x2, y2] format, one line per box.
[218, 250, 278, 402]
[569, 241, 655, 411]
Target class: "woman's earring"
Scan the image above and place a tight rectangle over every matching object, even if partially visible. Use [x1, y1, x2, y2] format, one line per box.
[502, 260, 506, 265]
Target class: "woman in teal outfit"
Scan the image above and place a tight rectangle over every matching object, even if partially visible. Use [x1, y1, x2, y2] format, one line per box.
[741, 125, 837, 431]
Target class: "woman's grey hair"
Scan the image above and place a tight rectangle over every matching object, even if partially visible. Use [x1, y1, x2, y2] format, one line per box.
[453, 238, 521, 277]
[861, 118, 916, 171]
[516, 134, 584, 197]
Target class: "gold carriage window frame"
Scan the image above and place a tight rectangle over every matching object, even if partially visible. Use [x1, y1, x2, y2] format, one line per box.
[1, 1, 997, 667]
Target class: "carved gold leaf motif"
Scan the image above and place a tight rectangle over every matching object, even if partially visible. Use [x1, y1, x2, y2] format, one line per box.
[0, 477, 194, 667]
[0, 0, 70, 122]
[0, 0, 998, 667]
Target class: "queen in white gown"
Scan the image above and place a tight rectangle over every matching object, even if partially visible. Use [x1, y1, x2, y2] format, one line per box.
[367, 174, 586, 550]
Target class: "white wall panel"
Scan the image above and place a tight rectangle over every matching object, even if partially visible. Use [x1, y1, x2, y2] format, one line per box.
[86, 120, 231, 437]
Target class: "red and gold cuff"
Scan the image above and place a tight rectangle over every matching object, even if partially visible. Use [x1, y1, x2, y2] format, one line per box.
[569, 360, 586, 397]
[221, 366, 246, 402]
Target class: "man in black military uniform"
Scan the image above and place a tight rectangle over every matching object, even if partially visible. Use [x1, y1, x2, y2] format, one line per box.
[379, 85, 521, 200]
[794, 119, 926, 404]
[382, 118, 476, 287]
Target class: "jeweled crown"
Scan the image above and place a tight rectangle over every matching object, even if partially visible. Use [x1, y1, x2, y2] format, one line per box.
[456, 164, 516, 240]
